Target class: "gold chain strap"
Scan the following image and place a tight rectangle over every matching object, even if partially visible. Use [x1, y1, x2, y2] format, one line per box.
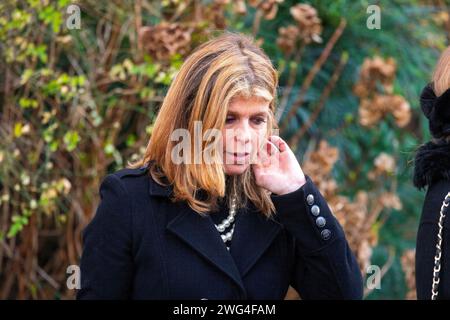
[431, 192, 450, 300]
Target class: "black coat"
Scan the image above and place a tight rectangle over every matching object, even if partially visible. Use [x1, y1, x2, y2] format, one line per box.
[77, 165, 363, 300]
[414, 140, 450, 299]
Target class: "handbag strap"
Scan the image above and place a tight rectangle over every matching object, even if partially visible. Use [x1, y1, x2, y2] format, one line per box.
[431, 192, 450, 300]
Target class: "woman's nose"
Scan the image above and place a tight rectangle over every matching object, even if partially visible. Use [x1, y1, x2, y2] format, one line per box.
[234, 123, 251, 144]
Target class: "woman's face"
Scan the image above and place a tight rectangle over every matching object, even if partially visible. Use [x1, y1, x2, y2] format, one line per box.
[221, 96, 270, 175]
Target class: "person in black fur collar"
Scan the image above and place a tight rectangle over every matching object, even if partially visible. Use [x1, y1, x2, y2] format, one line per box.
[414, 46, 450, 299]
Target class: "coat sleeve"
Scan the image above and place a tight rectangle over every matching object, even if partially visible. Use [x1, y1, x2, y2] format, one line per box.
[415, 180, 450, 300]
[270, 175, 363, 299]
[77, 174, 134, 300]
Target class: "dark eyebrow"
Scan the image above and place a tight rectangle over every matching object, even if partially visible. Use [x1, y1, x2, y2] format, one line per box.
[226, 111, 268, 117]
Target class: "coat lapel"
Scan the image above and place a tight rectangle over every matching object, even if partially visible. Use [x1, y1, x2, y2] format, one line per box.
[166, 204, 246, 293]
[229, 204, 282, 277]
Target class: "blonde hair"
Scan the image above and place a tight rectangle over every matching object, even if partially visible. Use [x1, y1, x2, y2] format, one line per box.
[130, 32, 279, 216]
[432, 46, 450, 97]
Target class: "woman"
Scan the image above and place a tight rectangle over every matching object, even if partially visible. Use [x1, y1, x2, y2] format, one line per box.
[414, 47, 450, 300]
[77, 32, 363, 300]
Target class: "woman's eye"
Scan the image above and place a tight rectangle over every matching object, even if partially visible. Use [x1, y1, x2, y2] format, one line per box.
[225, 117, 235, 124]
[252, 117, 267, 125]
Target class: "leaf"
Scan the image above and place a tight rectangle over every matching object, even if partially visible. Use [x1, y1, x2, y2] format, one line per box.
[19, 97, 38, 109]
[144, 63, 158, 77]
[126, 134, 136, 147]
[14, 122, 23, 137]
[50, 141, 59, 152]
[35, 44, 48, 63]
[20, 69, 34, 85]
[7, 224, 21, 239]
[104, 142, 115, 155]
[63, 130, 80, 152]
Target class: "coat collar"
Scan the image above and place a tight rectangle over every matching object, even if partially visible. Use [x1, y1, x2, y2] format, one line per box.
[148, 175, 173, 197]
[142, 162, 173, 197]
[413, 140, 450, 189]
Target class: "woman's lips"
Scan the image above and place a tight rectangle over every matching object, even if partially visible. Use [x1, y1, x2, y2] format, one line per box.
[225, 151, 251, 163]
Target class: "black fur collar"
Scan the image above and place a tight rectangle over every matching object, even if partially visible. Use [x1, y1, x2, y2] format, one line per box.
[420, 84, 450, 138]
[413, 140, 450, 189]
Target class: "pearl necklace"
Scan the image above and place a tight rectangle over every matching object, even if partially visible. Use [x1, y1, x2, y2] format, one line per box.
[214, 194, 237, 248]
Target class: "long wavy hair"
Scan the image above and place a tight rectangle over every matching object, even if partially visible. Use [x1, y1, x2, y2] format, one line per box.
[432, 46, 450, 97]
[130, 32, 279, 216]
[430, 46, 450, 144]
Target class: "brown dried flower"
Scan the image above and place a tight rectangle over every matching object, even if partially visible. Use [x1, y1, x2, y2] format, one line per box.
[249, 0, 284, 20]
[139, 22, 192, 61]
[290, 4, 322, 43]
[368, 153, 396, 180]
[277, 25, 300, 55]
[358, 94, 411, 128]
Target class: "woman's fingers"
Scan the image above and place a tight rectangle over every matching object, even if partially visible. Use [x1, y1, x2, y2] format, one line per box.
[266, 140, 279, 156]
[268, 135, 287, 153]
[254, 136, 286, 168]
